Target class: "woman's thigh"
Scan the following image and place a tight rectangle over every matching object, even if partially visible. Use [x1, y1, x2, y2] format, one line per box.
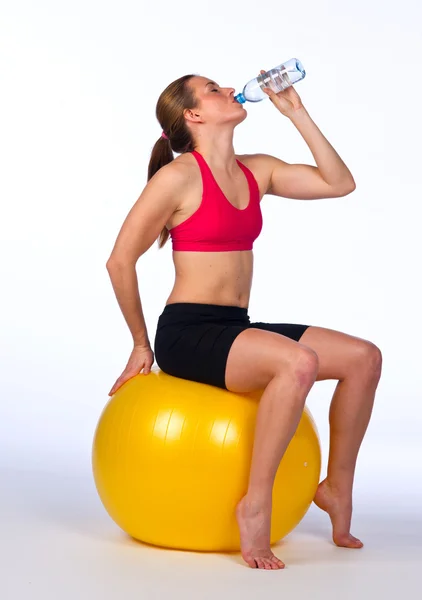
[224, 322, 314, 394]
[299, 325, 383, 381]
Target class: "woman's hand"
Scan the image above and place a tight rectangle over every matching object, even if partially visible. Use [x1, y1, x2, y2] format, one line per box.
[259, 69, 304, 117]
[108, 344, 154, 396]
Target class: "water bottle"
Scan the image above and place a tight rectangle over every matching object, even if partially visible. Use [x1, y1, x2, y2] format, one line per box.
[234, 58, 306, 104]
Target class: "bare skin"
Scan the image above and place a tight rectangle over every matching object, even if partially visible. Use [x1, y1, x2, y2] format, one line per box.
[231, 337, 381, 567]
[236, 497, 284, 570]
[233, 361, 320, 570]
[314, 481, 363, 549]
[229, 324, 381, 567]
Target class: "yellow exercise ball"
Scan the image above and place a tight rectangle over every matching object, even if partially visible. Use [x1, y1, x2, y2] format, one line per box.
[92, 366, 321, 552]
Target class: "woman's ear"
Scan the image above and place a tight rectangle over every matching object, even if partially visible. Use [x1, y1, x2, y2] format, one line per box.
[183, 108, 202, 124]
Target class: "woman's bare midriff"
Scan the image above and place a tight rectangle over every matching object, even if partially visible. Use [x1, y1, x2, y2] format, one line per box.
[164, 152, 269, 310]
[165, 249, 254, 309]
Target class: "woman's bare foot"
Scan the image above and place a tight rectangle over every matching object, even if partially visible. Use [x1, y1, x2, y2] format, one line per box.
[314, 479, 363, 548]
[235, 495, 285, 570]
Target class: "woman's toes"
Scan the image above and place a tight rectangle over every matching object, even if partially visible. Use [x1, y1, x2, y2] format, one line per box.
[263, 559, 271, 569]
[334, 533, 364, 548]
[350, 536, 363, 548]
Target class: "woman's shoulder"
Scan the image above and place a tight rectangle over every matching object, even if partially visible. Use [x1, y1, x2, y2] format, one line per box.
[236, 152, 274, 169]
[159, 152, 198, 182]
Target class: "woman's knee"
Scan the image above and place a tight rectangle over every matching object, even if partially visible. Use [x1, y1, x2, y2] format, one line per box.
[277, 346, 319, 388]
[352, 340, 383, 380]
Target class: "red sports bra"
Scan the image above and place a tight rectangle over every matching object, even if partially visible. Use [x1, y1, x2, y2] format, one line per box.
[168, 150, 263, 252]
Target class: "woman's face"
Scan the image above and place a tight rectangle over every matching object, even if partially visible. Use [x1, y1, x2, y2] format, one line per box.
[185, 76, 247, 128]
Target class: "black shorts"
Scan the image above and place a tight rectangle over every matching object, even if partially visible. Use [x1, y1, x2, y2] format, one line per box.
[154, 302, 310, 390]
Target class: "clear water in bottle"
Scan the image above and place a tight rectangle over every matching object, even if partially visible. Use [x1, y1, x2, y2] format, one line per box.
[234, 58, 306, 104]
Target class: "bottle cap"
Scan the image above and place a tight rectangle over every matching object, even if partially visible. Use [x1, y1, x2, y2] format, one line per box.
[234, 93, 246, 104]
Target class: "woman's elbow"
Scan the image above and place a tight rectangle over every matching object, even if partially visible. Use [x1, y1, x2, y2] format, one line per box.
[106, 256, 135, 270]
[339, 178, 356, 197]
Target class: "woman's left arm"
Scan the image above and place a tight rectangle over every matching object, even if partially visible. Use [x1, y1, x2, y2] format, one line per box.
[260, 71, 356, 200]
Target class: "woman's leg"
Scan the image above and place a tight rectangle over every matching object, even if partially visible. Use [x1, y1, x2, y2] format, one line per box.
[298, 326, 383, 547]
[224, 328, 319, 570]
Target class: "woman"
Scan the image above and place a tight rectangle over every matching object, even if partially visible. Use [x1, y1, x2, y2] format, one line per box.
[106, 70, 382, 570]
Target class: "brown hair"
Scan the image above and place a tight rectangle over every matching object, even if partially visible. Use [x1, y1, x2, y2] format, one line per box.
[147, 74, 198, 249]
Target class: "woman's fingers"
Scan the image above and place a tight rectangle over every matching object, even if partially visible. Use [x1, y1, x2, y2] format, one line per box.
[109, 370, 134, 396]
[109, 362, 153, 395]
[108, 348, 154, 396]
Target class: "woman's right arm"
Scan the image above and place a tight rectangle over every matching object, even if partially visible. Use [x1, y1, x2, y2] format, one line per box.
[106, 161, 188, 394]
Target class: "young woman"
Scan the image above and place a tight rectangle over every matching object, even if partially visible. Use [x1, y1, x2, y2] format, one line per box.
[106, 71, 382, 570]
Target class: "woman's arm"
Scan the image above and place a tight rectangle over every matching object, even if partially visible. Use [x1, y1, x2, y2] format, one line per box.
[289, 107, 355, 192]
[106, 162, 188, 346]
[259, 74, 356, 200]
[270, 107, 356, 199]
[106, 263, 151, 346]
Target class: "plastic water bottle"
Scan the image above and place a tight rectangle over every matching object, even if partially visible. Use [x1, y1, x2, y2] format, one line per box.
[234, 58, 306, 104]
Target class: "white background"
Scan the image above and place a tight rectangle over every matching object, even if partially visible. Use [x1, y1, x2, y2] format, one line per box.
[1, 0, 421, 598]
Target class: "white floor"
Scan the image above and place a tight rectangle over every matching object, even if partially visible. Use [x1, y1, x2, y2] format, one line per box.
[2, 443, 422, 600]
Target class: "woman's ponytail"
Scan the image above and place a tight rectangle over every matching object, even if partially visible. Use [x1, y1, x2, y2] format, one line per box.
[146, 74, 197, 249]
